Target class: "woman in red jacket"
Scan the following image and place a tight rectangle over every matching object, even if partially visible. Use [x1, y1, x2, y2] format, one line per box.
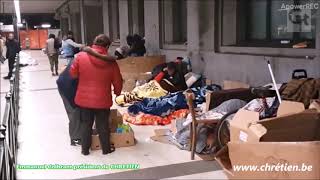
[70, 34, 123, 155]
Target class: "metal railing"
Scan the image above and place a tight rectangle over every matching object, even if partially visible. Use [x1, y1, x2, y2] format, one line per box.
[0, 54, 20, 180]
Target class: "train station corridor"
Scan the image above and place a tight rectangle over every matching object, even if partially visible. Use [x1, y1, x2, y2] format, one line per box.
[0, 50, 227, 179]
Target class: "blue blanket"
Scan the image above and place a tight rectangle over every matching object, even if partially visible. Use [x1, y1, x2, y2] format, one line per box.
[128, 85, 221, 117]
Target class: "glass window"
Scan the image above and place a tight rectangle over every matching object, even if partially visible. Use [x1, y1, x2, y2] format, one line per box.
[221, 0, 318, 48]
[128, 0, 145, 37]
[109, 0, 120, 42]
[160, 0, 187, 45]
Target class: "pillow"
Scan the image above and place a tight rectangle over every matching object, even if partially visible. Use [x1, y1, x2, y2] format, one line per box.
[185, 72, 201, 88]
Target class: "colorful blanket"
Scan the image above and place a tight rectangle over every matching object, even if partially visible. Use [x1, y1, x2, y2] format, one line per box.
[123, 109, 189, 125]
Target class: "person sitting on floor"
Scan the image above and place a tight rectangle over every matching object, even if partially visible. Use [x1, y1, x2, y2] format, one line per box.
[154, 62, 188, 92]
[126, 34, 146, 57]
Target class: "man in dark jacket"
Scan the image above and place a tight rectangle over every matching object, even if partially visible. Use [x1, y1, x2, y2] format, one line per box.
[4, 33, 21, 79]
[57, 63, 81, 146]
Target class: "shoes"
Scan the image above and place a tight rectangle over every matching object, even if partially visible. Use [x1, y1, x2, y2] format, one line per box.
[52, 72, 55, 76]
[3, 76, 11, 80]
[71, 139, 81, 146]
[102, 145, 116, 155]
[55, 72, 59, 76]
[81, 150, 89, 156]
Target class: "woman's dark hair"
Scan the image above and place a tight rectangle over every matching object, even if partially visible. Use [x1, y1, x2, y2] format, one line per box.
[49, 34, 55, 39]
[126, 35, 134, 46]
[94, 34, 111, 47]
[67, 31, 73, 36]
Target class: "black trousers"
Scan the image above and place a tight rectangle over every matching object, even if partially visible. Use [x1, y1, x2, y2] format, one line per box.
[8, 57, 15, 77]
[80, 108, 110, 152]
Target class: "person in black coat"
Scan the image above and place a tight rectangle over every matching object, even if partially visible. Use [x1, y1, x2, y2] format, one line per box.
[4, 33, 21, 79]
[126, 34, 146, 57]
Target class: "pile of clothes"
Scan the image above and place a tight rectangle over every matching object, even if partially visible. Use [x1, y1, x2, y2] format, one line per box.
[281, 78, 320, 108]
[115, 80, 168, 106]
[170, 99, 248, 154]
[116, 54, 221, 126]
[123, 85, 221, 125]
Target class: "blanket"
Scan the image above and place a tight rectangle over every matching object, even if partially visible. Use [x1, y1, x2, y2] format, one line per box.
[123, 109, 189, 125]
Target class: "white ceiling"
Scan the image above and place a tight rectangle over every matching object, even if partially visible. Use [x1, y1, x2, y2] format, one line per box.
[0, 0, 65, 14]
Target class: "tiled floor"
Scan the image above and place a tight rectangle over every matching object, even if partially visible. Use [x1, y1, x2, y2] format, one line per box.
[0, 50, 227, 179]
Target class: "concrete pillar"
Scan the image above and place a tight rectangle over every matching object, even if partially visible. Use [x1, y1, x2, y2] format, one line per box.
[144, 0, 160, 55]
[83, 0, 103, 44]
[80, 0, 86, 44]
[108, 0, 120, 42]
[119, 0, 129, 46]
[187, 0, 200, 52]
[67, 15, 72, 31]
[186, 0, 206, 75]
[130, 0, 139, 35]
[102, 0, 110, 36]
[163, 0, 173, 43]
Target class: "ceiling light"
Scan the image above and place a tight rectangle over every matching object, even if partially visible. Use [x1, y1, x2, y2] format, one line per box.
[41, 24, 51, 28]
[14, 0, 21, 24]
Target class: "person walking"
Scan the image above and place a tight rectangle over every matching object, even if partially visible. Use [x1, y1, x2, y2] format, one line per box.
[62, 31, 83, 65]
[46, 34, 59, 76]
[4, 33, 21, 79]
[70, 34, 123, 155]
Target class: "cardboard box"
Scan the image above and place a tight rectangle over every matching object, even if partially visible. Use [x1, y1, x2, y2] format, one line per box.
[109, 109, 124, 132]
[91, 109, 135, 150]
[121, 72, 152, 92]
[216, 101, 320, 179]
[91, 126, 135, 150]
[117, 56, 165, 92]
[223, 80, 250, 90]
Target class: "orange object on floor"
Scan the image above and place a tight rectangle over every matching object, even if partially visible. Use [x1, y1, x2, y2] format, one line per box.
[123, 109, 189, 125]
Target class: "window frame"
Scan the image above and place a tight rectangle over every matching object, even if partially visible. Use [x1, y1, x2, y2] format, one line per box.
[215, 0, 318, 58]
[159, 0, 188, 50]
[128, 0, 145, 37]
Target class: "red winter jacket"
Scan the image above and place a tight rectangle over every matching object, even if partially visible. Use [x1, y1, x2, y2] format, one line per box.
[69, 45, 123, 109]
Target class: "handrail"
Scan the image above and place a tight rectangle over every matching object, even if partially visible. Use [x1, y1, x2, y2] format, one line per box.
[0, 53, 20, 180]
